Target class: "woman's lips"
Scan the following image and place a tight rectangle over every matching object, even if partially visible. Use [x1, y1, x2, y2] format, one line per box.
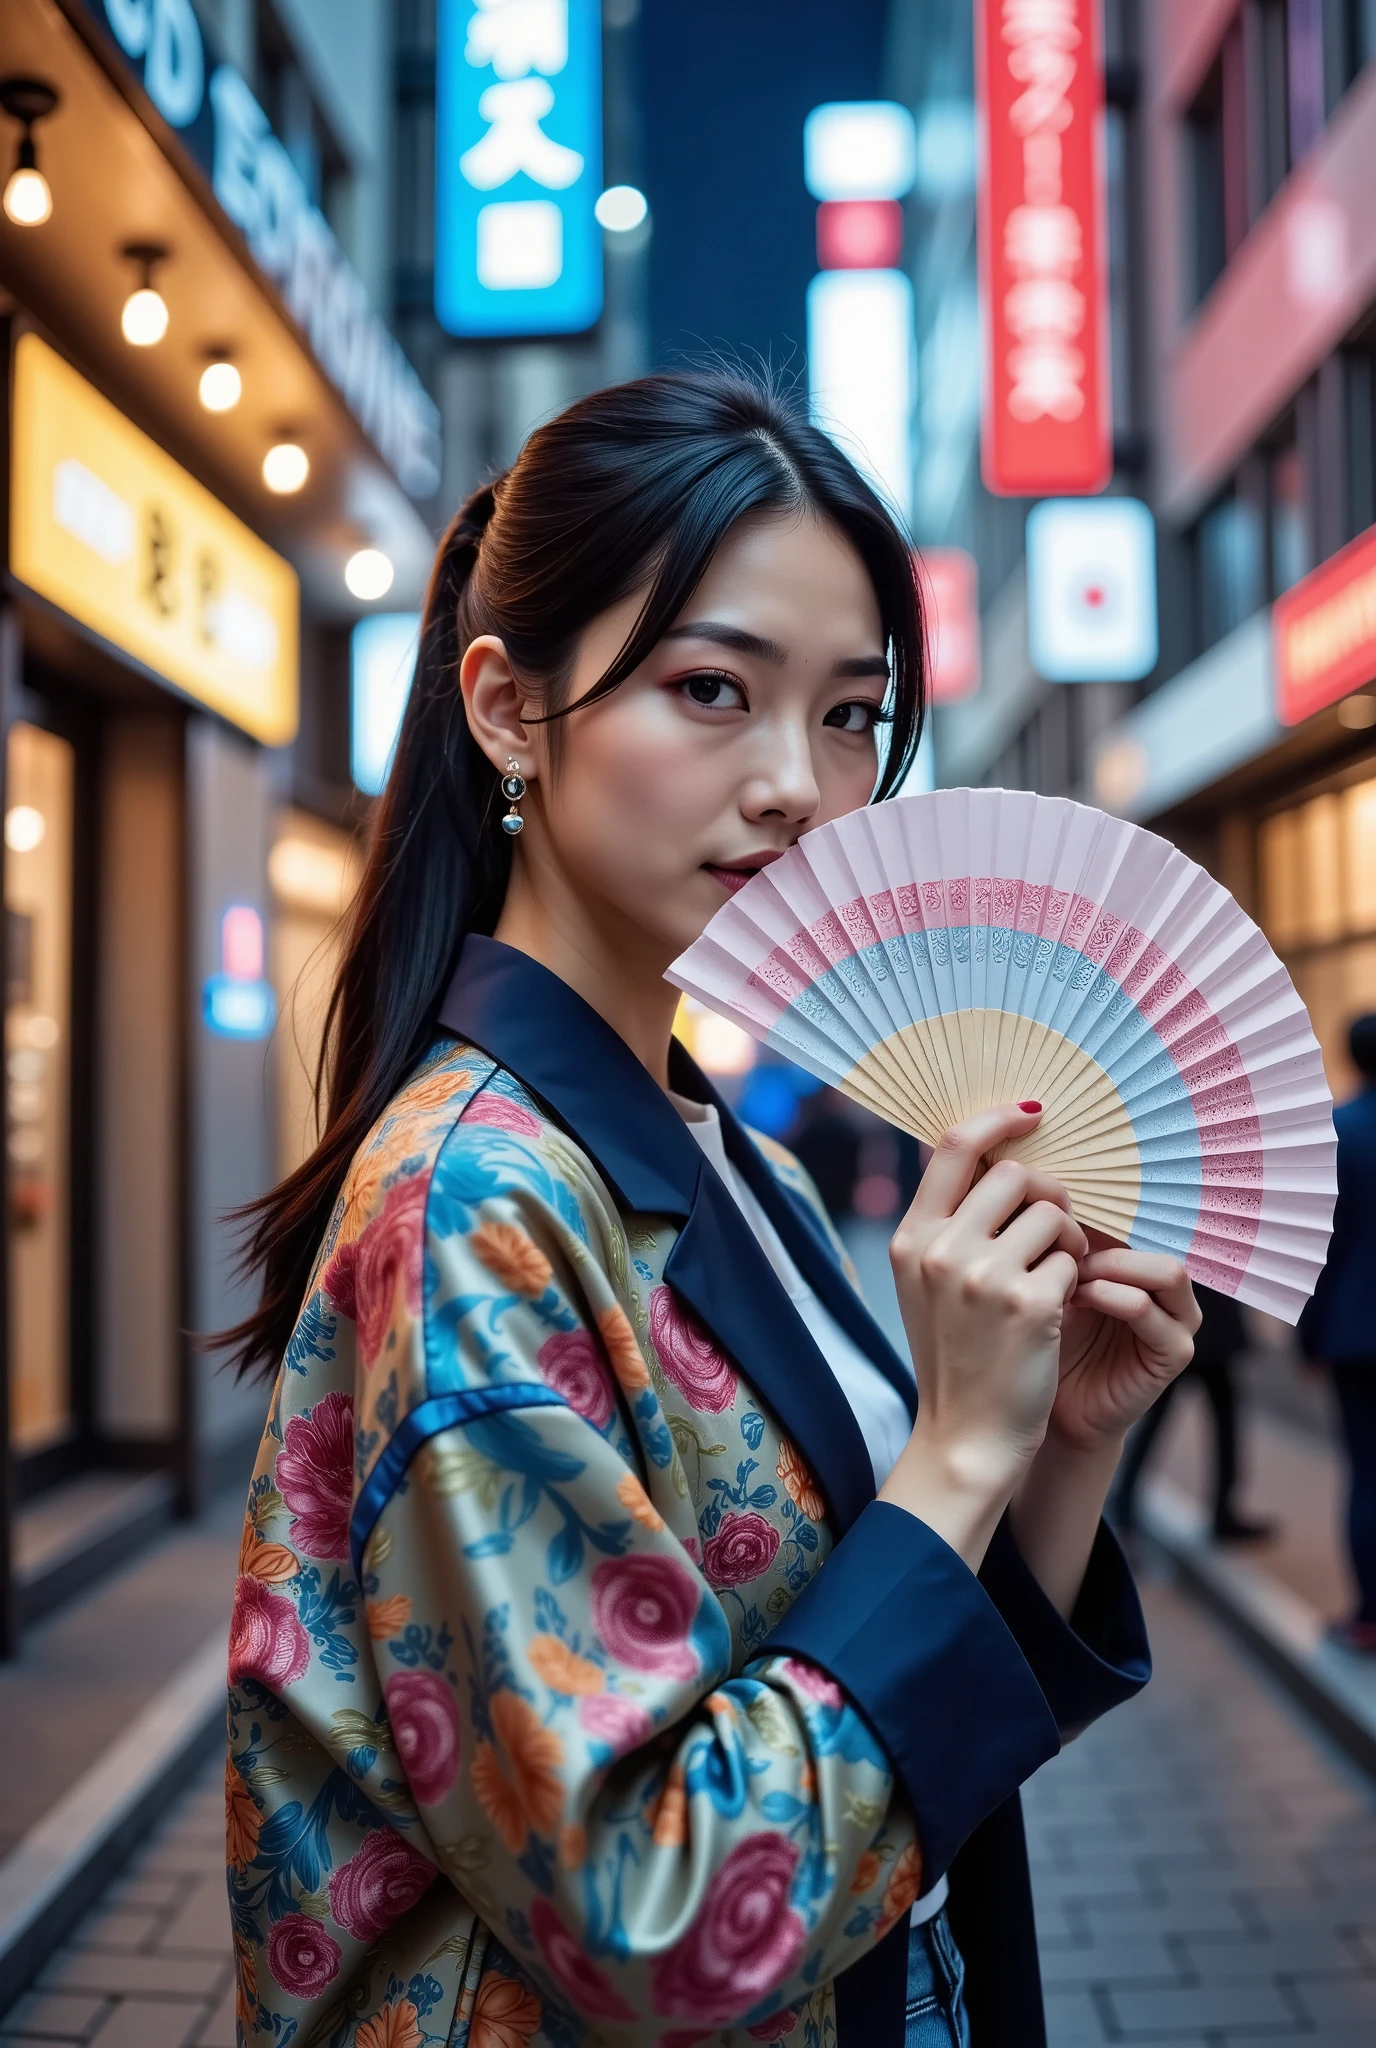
[702, 856, 781, 895]
[703, 865, 756, 894]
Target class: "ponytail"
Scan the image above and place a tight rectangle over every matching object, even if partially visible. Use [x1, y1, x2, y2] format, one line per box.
[223, 365, 926, 1379]
[220, 480, 509, 1379]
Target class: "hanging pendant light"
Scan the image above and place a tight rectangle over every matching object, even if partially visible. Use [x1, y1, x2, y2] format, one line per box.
[0, 78, 58, 228]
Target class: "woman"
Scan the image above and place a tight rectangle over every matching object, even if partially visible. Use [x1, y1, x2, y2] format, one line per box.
[225, 369, 1198, 2048]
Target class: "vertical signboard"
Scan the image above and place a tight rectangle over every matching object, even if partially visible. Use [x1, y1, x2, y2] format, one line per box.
[436, 0, 603, 337]
[916, 549, 981, 703]
[975, 0, 1111, 496]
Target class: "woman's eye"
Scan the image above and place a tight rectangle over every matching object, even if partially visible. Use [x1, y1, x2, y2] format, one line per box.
[823, 700, 882, 733]
[682, 672, 747, 710]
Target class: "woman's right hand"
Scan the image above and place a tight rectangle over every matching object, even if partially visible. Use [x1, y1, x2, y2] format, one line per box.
[879, 1103, 1087, 1569]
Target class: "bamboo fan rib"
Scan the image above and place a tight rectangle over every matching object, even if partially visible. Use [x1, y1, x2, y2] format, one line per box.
[667, 789, 1337, 1324]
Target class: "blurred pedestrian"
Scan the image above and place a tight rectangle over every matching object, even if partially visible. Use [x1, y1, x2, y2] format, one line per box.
[1113, 1286, 1274, 1543]
[1300, 1013, 1376, 1654]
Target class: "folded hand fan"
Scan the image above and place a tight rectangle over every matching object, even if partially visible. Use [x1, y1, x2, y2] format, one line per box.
[668, 789, 1336, 1322]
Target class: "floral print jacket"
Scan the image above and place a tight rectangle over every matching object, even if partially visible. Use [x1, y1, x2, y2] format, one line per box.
[227, 937, 1150, 2048]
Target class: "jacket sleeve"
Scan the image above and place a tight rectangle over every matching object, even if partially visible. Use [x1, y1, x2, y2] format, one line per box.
[976, 1516, 1151, 1739]
[358, 1122, 1059, 2036]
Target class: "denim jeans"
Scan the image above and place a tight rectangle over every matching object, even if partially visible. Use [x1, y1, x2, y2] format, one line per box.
[905, 1910, 970, 2047]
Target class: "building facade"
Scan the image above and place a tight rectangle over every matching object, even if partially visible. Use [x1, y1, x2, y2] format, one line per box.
[0, 0, 440, 1650]
[904, 0, 1376, 1105]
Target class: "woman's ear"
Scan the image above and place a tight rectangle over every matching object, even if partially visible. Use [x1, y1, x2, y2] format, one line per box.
[459, 635, 535, 779]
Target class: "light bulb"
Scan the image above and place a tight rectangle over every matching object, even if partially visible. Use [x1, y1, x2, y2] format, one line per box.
[345, 548, 395, 601]
[263, 442, 309, 493]
[4, 804, 46, 852]
[4, 164, 50, 226]
[121, 284, 169, 346]
[594, 184, 649, 232]
[199, 360, 241, 411]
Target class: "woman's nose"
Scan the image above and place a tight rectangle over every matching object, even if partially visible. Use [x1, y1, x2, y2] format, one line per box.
[741, 725, 821, 825]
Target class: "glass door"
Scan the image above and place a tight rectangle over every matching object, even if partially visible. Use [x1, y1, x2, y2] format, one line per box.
[5, 720, 74, 1453]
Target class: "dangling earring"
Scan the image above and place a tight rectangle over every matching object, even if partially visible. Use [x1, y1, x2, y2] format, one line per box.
[500, 758, 526, 836]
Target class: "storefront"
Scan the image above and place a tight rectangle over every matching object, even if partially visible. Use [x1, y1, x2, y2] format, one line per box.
[0, 0, 437, 1650]
[1089, 524, 1376, 1108]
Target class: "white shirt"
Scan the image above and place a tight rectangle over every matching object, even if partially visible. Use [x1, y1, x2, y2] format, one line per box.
[670, 1094, 948, 1925]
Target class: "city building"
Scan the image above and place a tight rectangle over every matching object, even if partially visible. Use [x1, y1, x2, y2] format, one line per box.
[903, 0, 1376, 1102]
[0, 0, 439, 1649]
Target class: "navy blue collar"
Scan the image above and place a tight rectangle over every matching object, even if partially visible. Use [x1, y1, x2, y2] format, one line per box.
[439, 935, 915, 1533]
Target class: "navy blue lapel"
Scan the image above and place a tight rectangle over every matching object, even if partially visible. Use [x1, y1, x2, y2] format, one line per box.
[438, 936, 879, 1533]
[674, 1045, 919, 1423]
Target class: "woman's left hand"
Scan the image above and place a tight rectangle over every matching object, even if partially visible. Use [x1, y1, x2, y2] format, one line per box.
[1050, 1244, 1201, 1453]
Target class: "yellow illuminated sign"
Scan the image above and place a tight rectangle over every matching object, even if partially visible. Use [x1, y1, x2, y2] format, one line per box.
[10, 334, 299, 746]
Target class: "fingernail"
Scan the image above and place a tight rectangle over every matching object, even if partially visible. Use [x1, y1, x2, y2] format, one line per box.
[1019, 1100, 1042, 1113]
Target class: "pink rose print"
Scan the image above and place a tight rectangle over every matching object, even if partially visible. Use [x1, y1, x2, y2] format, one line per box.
[321, 1236, 357, 1319]
[327, 1826, 435, 1941]
[702, 1513, 780, 1590]
[529, 1898, 637, 2022]
[579, 1691, 653, 1757]
[537, 1330, 615, 1430]
[591, 1554, 701, 1681]
[228, 1576, 309, 1690]
[648, 1287, 738, 1413]
[652, 1834, 806, 2024]
[780, 1659, 843, 1707]
[747, 2009, 803, 2039]
[326, 1173, 429, 1369]
[267, 1912, 341, 1997]
[385, 1669, 460, 1805]
[276, 1389, 354, 1563]
[462, 1091, 544, 1137]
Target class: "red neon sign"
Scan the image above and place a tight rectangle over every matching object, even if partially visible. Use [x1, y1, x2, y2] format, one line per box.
[975, 0, 1111, 496]
[1274, 522, 1376, 726]
[916, 549, 981, 704]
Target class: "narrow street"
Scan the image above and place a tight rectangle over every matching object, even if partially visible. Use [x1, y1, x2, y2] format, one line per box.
[1028, 1571, 1376, 2046]
[0, 1567, 1372, 2048]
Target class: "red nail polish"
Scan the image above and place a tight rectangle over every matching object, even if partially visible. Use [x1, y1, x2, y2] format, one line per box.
[1019, 1100, 1042, 1113]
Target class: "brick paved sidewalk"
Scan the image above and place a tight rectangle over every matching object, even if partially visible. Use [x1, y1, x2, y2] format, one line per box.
[0, 1767, 234, 2048]
[1030, 1569, 1376, 2046]
[3, 1570, 1374, 2048]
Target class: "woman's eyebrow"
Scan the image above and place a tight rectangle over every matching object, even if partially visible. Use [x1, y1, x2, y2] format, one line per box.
[660, 622, 889, 681]
[832, 654, 891, 679]
[660, 621, 789, 663]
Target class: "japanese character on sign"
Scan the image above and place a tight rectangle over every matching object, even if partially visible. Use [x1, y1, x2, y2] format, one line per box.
[465, 0, 569, 79]
[460, 78, 584, 190]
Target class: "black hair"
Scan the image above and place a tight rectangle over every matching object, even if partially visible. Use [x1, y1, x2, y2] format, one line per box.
[1351, 1013, 1376, 1081]
[223, 363, 927, 1379]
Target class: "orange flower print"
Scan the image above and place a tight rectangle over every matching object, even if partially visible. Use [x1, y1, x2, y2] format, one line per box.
[849, 1849, 881, 1896]
[597, 1304, 650, 1394]
[615, 1469, 664, 1531]
[471, 1972, 542, 2048]
[472, 1745, 527, 1853]
[471, 1222, 553, 1298]
[528, 1634, 604, 1697]
[474, 1693, 565, 1849]
[225, 1759, 261, 1869]
[355, 1999, 423, 2048]
[777, 1439, 826, 1524]
[366, 1594, 412, 1641]
[399, 1064, 472, 1119]
[558, 1821, 587, 1869]
[651, 1763, 688, 1848]
[237, 1526, 300, 1585]
[879, 1841, 924, 1933]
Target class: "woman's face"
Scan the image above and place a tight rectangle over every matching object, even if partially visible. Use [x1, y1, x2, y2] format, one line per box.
[488, 510, 891, 967]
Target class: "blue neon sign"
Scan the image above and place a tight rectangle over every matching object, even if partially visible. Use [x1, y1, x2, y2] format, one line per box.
[436, 0, 603, 338]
